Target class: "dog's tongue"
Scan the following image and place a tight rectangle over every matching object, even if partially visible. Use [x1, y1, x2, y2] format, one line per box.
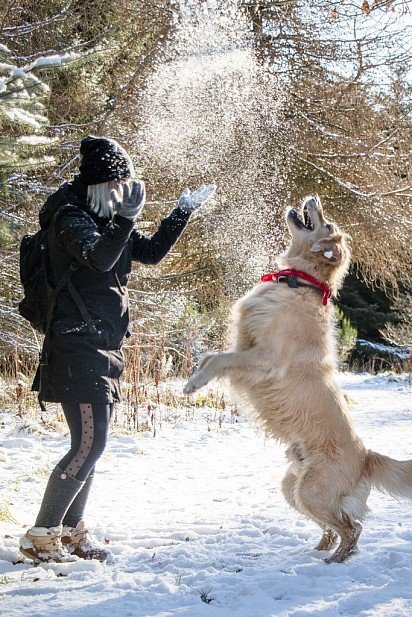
[303, 209, 313, 230]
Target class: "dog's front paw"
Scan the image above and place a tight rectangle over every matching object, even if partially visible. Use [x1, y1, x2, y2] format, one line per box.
[183, 370, 208, 395]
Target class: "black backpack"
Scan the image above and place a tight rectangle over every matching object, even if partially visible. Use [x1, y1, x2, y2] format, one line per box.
[18, 227, 54, 334]
[18, 208, 96, 335]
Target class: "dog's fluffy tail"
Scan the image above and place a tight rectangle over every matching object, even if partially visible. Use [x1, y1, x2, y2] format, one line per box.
[364, 450, 412, 499]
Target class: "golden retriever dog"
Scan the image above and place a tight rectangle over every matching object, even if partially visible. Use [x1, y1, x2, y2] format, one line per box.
[184, 196, 412, 563]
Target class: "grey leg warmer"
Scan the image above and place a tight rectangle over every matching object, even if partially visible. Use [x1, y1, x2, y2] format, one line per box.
[35, 466, 84, 528]
[62, 470, 95, 528]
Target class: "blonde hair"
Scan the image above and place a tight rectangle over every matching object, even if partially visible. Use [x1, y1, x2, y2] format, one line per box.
[87, 180, 127, 219]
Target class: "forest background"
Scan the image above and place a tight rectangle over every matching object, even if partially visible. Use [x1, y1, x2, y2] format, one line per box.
[0, 0, 411, 410]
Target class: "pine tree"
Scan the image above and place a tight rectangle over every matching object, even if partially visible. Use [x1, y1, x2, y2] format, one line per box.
[338, 270, 401, 343]
[337, 269, 408, 370]
[0, 44, 55, 185]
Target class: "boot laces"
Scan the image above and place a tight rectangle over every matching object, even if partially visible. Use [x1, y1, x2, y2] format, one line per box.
[64, 522, 93, 548]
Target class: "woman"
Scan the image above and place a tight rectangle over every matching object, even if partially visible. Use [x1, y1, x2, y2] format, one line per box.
[19, 135, 215, 563]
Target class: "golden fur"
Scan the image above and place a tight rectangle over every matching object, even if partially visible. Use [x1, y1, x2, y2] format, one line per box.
[184, 196, 412, 563]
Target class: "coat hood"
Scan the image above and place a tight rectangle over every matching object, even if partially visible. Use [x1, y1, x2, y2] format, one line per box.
[39, 176, 88, 229]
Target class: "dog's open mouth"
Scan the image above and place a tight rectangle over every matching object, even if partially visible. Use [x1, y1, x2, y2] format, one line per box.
[303, 205, 314, 230]
[289, 206, 314, 231]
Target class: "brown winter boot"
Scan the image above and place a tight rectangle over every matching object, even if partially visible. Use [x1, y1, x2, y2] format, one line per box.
[20, 525, 78, 563]
[62, 521, 112, 563]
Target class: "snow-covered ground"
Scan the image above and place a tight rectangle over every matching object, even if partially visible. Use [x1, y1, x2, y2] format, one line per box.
[0, 373, 411, 617]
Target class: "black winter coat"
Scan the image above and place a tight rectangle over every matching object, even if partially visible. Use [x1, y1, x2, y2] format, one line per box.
[33, 176, 191, 405]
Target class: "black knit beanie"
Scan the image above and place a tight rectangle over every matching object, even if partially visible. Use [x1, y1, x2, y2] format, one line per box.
[79, 135, 134, 185]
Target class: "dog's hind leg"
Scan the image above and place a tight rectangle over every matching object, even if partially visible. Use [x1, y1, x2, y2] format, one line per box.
[324, 514, 362, 563]
[282, 469, 338, 551]
[295, 470, 363, 563]
[282, 469, 339, 552]
[324, 478, 370, 561]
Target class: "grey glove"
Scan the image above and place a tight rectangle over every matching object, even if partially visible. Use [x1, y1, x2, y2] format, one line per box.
[111, 180, 146, 221]
[178, 184, 216, 213]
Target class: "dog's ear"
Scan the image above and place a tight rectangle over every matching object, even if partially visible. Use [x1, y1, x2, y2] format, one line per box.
[310, 238, 341, 264]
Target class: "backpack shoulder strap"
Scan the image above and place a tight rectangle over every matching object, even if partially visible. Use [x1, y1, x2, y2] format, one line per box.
[67, 274, 97, 333]
[43, 204, 97, 335]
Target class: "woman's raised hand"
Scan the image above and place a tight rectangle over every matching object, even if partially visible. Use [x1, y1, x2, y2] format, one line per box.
[111, 180, 146, 221]
[178, 184, 216, 213]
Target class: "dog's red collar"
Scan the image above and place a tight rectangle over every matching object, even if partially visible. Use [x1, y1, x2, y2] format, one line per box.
[261, 269, 332, 306]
